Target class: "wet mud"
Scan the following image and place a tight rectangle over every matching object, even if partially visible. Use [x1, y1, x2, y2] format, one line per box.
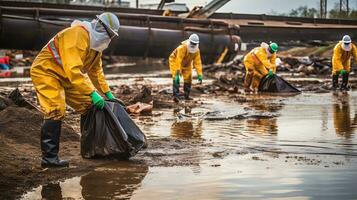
[1, 66, 357, 199]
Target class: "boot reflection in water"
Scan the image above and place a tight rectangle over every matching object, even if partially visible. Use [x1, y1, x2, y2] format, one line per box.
[41, 183, 62, 200]
[333, 94, 357, 138]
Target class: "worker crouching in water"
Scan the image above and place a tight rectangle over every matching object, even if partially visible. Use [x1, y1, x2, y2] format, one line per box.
[332, 35, 357, 91]
[169, 34, 203, 102]
[243, 42, 278, 92]
[31, 12, 124, 167]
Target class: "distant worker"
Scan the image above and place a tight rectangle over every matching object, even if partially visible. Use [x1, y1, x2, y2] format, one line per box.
[162, 9, 173, 16]
[31, 13, 124, 167]
[332, 35, 357, 91]
[243, 42, 278, 92]
[169, 34, 203, 102]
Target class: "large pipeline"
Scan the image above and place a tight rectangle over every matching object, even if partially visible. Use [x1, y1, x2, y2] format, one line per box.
[5, 1, 357, 43]
[0, 15, 237, 64]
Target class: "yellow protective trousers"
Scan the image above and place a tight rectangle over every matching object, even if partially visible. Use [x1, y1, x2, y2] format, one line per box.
[31, 25, 110, 120]
[243, 60, 267, 90]
[31, 69, 92, 120]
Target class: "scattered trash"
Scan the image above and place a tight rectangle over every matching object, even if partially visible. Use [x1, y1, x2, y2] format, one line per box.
[127, 102, 153, 115]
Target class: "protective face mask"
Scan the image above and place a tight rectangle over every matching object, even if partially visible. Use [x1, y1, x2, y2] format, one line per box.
[89, 21, 111, 52]
[342, 43, 352, 51]
[187, 42, 199, 53]
[70, 20, 111, 52]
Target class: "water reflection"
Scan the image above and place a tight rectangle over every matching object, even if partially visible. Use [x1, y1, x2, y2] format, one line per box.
[24, 162, 149, 200]
[244, 97, 282, 135]
[171, 121, 203, 139]
[41, 183, 62, 200]
[246, 118, 278, 135]
[332, 93, 357, 138]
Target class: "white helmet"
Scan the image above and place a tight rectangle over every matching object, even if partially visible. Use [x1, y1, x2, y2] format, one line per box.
[342, 35, 352, 44]
[96, 12, 120, 37]
[342, 35, 352, 51]
[189, 34, 199, 44]
[187, 34, 199, 53]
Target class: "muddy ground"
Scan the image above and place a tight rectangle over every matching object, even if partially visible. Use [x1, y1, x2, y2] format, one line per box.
[1, 44, 357, 199]
[0, 74, 349, 199]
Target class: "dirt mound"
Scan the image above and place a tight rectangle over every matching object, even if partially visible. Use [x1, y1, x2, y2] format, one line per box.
[0, 102, 81, 199]
[0, 106, 78, 146]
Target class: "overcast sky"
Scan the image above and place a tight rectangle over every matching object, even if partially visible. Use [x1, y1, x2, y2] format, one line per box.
[127, 0, 357, 14]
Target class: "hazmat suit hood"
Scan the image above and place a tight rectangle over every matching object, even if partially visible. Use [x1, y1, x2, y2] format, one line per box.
[261, 42, 272, 56]
[184, 40, 199, 54]
[71, 20, 111, 52]
[342, 42, 352, 51]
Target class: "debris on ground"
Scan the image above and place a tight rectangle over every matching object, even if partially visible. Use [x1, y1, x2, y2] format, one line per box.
[127, 102, 153, 115]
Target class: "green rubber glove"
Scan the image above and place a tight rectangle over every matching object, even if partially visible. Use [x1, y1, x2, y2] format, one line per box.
[340, 69, 347, 75]
[105, 91, 115, 100]
[197, 74, 203, 84]
[267, 69, 274, 77]
[105, 91, 126, 107]
[90, 91, 105, 110]
[175, 70, 180, 85]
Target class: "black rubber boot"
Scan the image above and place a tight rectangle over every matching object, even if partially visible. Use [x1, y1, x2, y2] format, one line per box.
[41, 120, 69, 168]
[173, 80, 180, 102]
[80, 113, 88, 133]
[184, 83, 192, 100]
[341, 73, 349, 91]
[332, 74, 339, 90]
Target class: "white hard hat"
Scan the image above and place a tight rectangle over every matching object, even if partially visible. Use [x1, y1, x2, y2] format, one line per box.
[189, 34, 199, 44]
[96, 12, 120, 37]
[342, 35, 352, 43]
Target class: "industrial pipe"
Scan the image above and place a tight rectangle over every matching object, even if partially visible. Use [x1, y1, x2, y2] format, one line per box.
[0, 15, 238, 64]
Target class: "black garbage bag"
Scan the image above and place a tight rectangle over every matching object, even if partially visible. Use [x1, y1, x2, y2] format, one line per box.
[80, 101, 147, 159]
[258, 74, 300, 93]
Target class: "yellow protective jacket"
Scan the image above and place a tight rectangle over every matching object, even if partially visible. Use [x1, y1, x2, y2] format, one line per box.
[244, 46, 277, 74]
[169, 41, 203, 79]
[332, 42, 357, 74]
[31, 25, 110, 95]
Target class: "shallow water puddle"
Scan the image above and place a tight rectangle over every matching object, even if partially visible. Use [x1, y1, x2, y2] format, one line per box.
[22, 91, 357, 199]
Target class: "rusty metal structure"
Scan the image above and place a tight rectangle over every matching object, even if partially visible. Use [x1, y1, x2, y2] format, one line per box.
[1, 1, 357, 62]
[211, 13, 357, 42]
[0, 5, 239, 64]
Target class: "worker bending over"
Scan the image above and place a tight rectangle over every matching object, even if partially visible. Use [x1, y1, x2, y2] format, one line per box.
[169, 34, 203, 102]
[243, 42, 278, 92]
[332, 35, 357, 91]
[31, 12, 123, 167]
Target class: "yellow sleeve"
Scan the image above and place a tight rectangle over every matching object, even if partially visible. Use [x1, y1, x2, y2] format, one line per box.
[332, 43, 344, 72]
[174, 45, 185, 74]
[352, 44, 357, 63]
[58, 27, 95, 95]
[193, 51, 203, 76]
[269, 53, 277, 73]
[87, 56, 110, 94]
[255, 48, 273, 70]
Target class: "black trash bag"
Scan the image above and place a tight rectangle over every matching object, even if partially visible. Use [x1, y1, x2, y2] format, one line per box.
[80, 101, 147, 159]
[258, 74, 300, 93]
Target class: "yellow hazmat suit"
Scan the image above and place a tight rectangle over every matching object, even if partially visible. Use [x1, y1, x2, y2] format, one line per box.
[243, 46, 276, 90]
[169, 41, 203, 83]
[332, 42, 357, 75]
[31, 25, 110, 120]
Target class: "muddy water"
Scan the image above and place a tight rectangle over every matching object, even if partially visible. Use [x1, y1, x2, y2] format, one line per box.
[22, 92, 357, 200]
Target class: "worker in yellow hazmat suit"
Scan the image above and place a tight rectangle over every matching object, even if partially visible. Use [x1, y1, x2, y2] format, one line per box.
[31, 12, 123, 167]
[332, 35, 357, 91]
[169, 34, 203, 102]
[243, 42, 278, 92]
